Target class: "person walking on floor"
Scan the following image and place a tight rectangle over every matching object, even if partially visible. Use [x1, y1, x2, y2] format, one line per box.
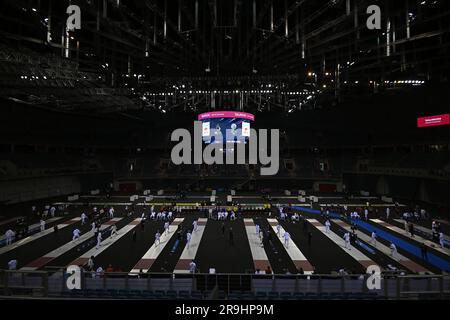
[371, 231, 377, 247]
[155, 230, 161, 246]
[96, 232, 102, 249]
[343, 232, 351, 249]
[409, 223, 415, 237]
[439, 232, 445, 249]
[164, 221, 170, 234]
[72, 228, 81, 241]
[420, 243, 428, 261]
[193, 220, 198, 232]
[111, 225, 118, 237]
[87, 256, 94, 271]
[81, 212, 87, 225]
[186, 231, 192, 248]
[5, 229, 14, 246]
[189, 260, 196, 273]
[229, 227, 234, 246]
[390, 242, 398, 259]
[284, 231, 290, 247]
[325, 220, 331, 233]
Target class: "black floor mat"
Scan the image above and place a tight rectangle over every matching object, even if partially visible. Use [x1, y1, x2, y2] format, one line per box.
[44, 215, 136, 269]
[281, 219, 365, 274]
[149, 215, 198, 273]
[0, 213, 90, 269]
[255, 217, 298, 274]
[194, 219, 254, 274]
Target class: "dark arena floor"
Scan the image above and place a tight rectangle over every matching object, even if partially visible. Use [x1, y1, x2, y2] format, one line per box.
[1, 0, 450, 313]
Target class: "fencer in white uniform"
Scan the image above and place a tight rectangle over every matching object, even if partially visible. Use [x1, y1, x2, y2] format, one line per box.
[109, 207, 114, 218]
[87, 257, 94, 270]
[189, 260, 196, 273]
[439, 232, 445, 249]
[371, 231, 377, 247]
[193, 220, 198, 232]
[5, 229, 14, 245]
[344, 232, 351, 249]
[164, 222, 170, 234]
[96, 232, 102, 249]
[81, 213, 87, 225]
[155, 231, 161, 245]
[40, 219, 45, 232]
[255, 224, 260, 236]
[186, 231, 192, 248]
[73, 228, 81, 241]
[111, 225, 118, 237]
[390, 242, 398, 259]
[325, 220, 331, 233]
[284, 231, 290, 247]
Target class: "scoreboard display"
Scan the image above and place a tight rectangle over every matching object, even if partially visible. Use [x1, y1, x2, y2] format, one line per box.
[198, 111, 255, 144]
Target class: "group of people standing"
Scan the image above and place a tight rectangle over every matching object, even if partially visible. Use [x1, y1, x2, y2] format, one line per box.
[2, 204, 62, 247]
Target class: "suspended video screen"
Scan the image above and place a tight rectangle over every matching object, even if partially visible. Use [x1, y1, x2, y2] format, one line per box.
[198, 111, 255, 144]
[417, 113, 450, 128]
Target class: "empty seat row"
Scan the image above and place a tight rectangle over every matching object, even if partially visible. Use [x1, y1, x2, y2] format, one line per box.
[56, 289, 384, 300]
[228, 291, 383, 300]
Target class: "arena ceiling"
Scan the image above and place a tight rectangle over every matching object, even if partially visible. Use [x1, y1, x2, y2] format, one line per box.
[0, 0, 449, 114]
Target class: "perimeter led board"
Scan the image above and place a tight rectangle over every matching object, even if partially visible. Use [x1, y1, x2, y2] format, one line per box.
[417, 114, 450, 128]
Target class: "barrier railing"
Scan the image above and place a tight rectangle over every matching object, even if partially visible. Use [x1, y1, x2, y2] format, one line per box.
[1, 269, 449, 299]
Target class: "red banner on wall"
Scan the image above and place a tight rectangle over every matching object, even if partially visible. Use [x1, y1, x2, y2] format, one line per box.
[417, 114, 450, 128]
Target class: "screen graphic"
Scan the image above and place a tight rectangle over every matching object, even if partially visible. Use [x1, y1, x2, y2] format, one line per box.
[198, 111, 255, 145]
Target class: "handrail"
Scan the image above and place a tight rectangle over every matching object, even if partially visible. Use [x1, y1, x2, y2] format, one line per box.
[1, 269, 448, 279]
[1, 269, 449, 299]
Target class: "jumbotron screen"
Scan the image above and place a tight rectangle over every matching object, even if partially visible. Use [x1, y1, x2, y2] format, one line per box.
[198, 111, 255, 144]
